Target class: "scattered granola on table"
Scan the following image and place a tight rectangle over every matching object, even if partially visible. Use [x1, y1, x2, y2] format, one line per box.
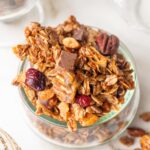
[127, 127, 146, 137]
[12, 16, 135, 131]
[140, 112, 150, 122]
[119, 135, 134, 146]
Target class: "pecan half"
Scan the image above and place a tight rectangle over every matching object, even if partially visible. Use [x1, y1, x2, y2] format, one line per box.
[119, 135, 134, 146]
[127, 127, 146, 137]
[96, 33, 119, 56]
[140, 112, 150, 122]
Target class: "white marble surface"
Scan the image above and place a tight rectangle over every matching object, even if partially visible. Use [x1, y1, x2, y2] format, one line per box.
[0, 0, 150, 149]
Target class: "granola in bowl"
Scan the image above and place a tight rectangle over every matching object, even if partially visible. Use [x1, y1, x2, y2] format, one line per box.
[12, 16, 135, 132]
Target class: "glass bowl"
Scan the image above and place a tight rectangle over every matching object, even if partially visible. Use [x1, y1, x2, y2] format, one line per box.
[17, 28, 140, 148]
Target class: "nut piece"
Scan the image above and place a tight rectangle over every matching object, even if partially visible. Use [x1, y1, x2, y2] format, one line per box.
[140, 112, 150, 122]
[96, 33, 119, 56]
[119, 136, 134, 146]
[140, 135, 150, 150]
[63, 37, 80, 49]
[127, 127, 146, 137]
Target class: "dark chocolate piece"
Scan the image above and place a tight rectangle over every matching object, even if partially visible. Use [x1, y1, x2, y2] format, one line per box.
[59, 51, 77, 71]
[73, 26, 88, 41]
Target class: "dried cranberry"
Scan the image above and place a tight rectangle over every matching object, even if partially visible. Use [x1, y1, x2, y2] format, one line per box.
[76, 95, 91, 107]
[25, 68, 46, 91]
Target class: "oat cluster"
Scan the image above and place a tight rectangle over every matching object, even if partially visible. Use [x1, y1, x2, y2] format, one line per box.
[12, 16, 135, 131]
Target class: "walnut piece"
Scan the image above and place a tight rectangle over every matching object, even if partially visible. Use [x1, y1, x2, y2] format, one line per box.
[63, 37, 80, 49]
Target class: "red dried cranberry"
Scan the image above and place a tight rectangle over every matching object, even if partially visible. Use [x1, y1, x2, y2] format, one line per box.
[25, 68, 46, 91]
[76, 95, 91, 107]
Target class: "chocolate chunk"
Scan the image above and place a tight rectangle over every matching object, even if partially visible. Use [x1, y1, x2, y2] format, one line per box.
[73, 26, 88, 41]
[58, 51, 77, 71]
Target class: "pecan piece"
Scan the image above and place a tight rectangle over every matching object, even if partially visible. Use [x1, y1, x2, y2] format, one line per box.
[119, 136, 134, 146]
[140, 112, 150, 122]
[96, 33, 119, 56]
[127, 127, 146, 137]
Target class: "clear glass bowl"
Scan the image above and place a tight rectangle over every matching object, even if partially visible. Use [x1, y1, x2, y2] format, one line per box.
[17, 28, 140, 148]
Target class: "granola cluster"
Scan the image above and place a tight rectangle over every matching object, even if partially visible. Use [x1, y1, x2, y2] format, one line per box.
[12, 16, 135, 131]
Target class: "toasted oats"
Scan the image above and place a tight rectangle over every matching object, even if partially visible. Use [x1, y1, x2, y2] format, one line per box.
[38, 88, 54, 100]
[105, 75, 118, 86]
[67, 117, 77, 132]
[12, 72, 25, 86]
[72, 103, 86, 120]
[24, 85, 36, 105]
[79, 113, 98, 126]
[58, 102, 69, 121]
[51, 67, 78, 103]
[12, 16, 135, 132]
[91, 95, 103, 106]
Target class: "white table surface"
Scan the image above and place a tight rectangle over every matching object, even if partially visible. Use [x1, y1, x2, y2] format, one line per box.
[0, 0, 150, 150]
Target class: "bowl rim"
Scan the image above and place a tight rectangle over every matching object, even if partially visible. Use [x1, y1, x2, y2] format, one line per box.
[18, 27, 138, 129]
